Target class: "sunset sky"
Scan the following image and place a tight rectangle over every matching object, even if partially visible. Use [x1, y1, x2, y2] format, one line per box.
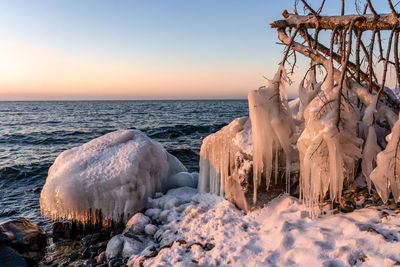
[0, 0, 394, 100]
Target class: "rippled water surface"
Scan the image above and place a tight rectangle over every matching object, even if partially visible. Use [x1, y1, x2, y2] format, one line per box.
[0, 100, 248, 226]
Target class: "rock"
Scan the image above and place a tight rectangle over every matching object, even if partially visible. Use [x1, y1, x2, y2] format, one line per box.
[164, 197, 181, 210]
[144, 208, 161, 221]
[81, 234, 101, 247]
[121, 237, 144, 259]
[144, 224, 157, 236]
[106, 235, 124, 259]
[106, 234, 146, 260]
[0, 245, 27, 267]
[123, 213, 151, 235]
[97, 251, 106, 264]
[339, 197, 356, 213]
[68, 252, 79, 261]
[0, 218, 46, 263]
[40, 130, 187, 224]
[159, 210, 170, 223]
[166, 172, 198, 190]
[154, 192, 164, 198]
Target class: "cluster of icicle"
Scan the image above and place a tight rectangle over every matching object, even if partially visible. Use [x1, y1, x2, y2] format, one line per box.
[297, 64, 363, 216]
[198, 117, 249, 196]
[370, 114, 400, 203]
[248, 64, 295, 203]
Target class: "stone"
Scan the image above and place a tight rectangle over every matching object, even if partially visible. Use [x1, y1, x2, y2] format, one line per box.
[97, 251, 106, 264]
[0, 245, 27, 267]
[144, 224, 157, 236]
[106, 235, 124, 259]
[68, 252, 79, 261]
[0, 218, 46, 263]
[144, 208, 161, 221]
[123, 213, 151, 235]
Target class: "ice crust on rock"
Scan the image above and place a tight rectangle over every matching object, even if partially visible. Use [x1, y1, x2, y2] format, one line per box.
[198, 116, 253, 211]
[166, 172, 198, 190]
[123, 213, 151, 235]
[40, 129, 187, 223]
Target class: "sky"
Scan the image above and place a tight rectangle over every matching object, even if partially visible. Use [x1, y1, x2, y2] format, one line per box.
[0, 0, 395, 100]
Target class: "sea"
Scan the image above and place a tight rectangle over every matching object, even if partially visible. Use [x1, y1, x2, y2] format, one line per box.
[0, 100, 248, 228]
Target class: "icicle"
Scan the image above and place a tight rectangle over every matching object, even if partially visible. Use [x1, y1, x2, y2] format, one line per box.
[248, 66, 295, 203]
[198, 117, 251, 198]
[297, 66, 322, 121]
[370, 114, 400, 203]
[361, 95, 381, 191]
[297, 77, 363, 216]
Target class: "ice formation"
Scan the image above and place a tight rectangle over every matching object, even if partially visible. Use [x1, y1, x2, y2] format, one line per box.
[40, 130, 187, 223]
[370, 115, 400, 203]
[248, 65, 295, 203]
[297, 71, 363, 213]
[198, 117, 253, 211]
[361, 95, 381, 191]
[297, 67, 322, 121]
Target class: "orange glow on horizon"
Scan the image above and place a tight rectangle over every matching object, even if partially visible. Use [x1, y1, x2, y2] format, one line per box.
[0, 38, 285, 100]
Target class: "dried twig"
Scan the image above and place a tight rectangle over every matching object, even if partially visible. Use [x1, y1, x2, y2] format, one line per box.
[367, 0, 379, 19]
[394, 31, 400, 86]
[369, 29, 377, 93]
[389, 0, 399, 17]
[337, 20, 356, 128]
[378, 29, 395, 95]
[300, 0, 320, 18]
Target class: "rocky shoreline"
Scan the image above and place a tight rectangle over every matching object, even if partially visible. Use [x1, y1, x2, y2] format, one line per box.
[1, 185, 400, 267]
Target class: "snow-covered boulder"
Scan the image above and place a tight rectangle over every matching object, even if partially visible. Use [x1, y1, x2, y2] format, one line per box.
[40, 129, 187, 223]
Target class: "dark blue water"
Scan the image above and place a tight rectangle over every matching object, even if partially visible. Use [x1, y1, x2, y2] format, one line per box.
[0, 100, 248, 226]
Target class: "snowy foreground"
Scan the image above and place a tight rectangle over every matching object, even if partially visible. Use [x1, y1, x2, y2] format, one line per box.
[122, 187, 400, 267]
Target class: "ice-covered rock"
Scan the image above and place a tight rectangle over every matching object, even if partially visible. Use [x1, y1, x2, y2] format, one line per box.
[123, 213, 151, 235]
[198, 117, 253, 212]
[105, 235, 124, 259]
[40, 129, 187, 223]
[106, 234, 149, 260]
[166, 172, 198, 190]
[144, 208, 161, 221]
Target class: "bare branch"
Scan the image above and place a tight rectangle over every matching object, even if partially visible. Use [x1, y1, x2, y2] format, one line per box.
[270, 13, 400, 31]
[394, 31, 400, 86]
[369, 29, 377, 92]
[337, 20, 356, 128]
[389, 0, 399, 17]
[367, 0, 379, 19]
[378, 29, 395, 95]
[300, 0, 320, 18]
[317, 0, 326, 15]
[341, 0, 345, 16]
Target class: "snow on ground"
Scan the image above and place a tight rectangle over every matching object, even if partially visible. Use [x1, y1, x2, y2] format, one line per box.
[129, 187, 400, 267]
